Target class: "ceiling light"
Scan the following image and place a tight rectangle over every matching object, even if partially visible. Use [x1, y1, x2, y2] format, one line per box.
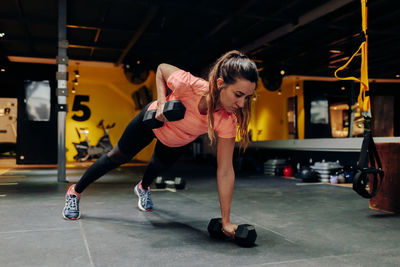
[137, 60, 141, 64]
[0, 33, 5, 38]
[72, 87, 76, 94]
[74, 70, 80, 77]
[341, 86, 345, 91]
[396, 74, 400, 78]
[0, 68, 5, 72]
[280, 70, 285, 75]
[330, 57, 350, 64]
[278, 89, 282, 95]
[73, 78, 78, 85]
[329, 50, 342, 54]
[295, 83, 300, 90]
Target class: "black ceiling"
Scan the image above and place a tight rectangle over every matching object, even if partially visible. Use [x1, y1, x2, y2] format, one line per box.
[0, 0, 399, 78]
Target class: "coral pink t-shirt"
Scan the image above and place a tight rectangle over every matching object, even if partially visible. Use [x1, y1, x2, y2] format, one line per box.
[148, 70, 237, 147]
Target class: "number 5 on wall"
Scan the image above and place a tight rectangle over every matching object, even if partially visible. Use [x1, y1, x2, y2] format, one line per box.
[72, 95, 91, 121]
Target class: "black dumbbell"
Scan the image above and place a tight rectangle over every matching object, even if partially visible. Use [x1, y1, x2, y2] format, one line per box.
[207, 218, 257, 247]
[154, 176, 186, 190]
[143, 100, 186, 129]
[154, 176, 166, 188]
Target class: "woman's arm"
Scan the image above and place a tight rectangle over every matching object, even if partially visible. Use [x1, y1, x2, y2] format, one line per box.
[216, 137, 238, 238]
[155, 63, 180, 121]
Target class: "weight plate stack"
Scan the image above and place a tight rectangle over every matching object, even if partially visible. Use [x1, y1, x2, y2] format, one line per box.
[310, 160, 343, 183]
[264, 159, 287, 176]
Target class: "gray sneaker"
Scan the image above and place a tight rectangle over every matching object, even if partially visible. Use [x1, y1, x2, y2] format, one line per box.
[62, 184, 81, 220]
[134, 181, 153, 211]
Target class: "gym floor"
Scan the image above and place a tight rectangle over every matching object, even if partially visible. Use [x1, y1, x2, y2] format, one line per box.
[0, 160, 399, 267]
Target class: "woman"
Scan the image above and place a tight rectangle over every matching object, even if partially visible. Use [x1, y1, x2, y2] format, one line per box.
[63, 50, 259, 238]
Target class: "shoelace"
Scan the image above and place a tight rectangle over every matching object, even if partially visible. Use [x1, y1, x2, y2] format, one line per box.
[140, 189, 151, 207]
[67, 195, 79, 210]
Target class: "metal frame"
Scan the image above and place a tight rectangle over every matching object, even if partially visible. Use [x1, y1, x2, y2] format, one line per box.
[57, 0, 67, 182]
[247, 137, 400, 152]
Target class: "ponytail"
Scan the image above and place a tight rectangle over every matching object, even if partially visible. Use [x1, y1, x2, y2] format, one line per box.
[207, 50, 258, 151]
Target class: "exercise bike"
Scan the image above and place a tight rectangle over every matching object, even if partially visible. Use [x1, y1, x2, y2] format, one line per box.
[73, 120, 115, 162]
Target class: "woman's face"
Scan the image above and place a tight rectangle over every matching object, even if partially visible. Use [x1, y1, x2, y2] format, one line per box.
[217, 78, 256, 113]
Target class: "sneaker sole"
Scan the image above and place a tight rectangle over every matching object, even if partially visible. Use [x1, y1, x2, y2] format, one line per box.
[134, 185, 152, 212]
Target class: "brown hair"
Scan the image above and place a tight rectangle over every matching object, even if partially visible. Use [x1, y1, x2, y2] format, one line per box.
[207, 50, 259, 150]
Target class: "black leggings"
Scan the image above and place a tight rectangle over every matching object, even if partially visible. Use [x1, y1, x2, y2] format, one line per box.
[74, 104, 188, 193]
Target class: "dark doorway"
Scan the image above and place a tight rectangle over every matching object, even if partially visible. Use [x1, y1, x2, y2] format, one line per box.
[13, 63, 58, 164]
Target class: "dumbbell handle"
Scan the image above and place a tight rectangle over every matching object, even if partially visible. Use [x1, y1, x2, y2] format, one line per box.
[208, 218, 257, 247]
[143, 100, 185, 129]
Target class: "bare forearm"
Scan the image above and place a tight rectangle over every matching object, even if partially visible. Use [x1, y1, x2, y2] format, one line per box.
[155, 65, 168, 104]
[217, 167, 235, 224]
[155, 63, 181, 104]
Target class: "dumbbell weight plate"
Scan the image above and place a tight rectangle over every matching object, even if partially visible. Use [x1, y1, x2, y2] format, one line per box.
[174, 177, 186, 189]
[235, 224, 257, 247]
[207, 218, 226, 239]
[163, 100, 186, 121]
[154, 176, 166, 189]
[143, 109, 164, 129]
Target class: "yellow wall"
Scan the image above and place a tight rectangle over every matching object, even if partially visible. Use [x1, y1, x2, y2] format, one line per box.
[66, 61, 157, 162]
[249, 76, 304, 141]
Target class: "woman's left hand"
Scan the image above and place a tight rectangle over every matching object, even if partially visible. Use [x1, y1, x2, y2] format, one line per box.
[155, 101, 167, 122]
[222, 221, 238, 239]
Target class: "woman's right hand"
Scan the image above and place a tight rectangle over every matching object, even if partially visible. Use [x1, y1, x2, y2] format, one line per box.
[155, 101, 167, 122]
[222, 221, 238, 239]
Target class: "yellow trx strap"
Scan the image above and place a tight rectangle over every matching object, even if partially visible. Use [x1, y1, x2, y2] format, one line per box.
[334, 0, 370, 113]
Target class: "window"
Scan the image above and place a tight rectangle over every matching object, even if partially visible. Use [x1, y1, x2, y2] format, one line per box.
[310, 98, 329, 124]
[25, 80, 51, 121]
[329, 102, 364, 138]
